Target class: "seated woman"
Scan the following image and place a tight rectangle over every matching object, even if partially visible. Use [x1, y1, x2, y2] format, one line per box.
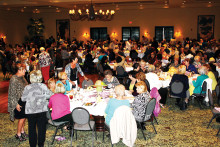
[192, 65, 208, 94]
[103, 70, 120, 89]
[105, 84, 130, 126]
[185, 58, 198, 74]
[47, 77, 56, 93]
[48, 83, 73, 125]
[203, 64, 217, 91]
[135, 72, 150, 92]
[100, 56, 111, 71]
[139, 60, 147, 73]
[56, 72, 75, 95]
[131, 81, 151, 128]
[169, 65, 190, 105]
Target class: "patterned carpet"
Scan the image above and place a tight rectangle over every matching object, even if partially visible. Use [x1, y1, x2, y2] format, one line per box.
[0, 100, 220, 147]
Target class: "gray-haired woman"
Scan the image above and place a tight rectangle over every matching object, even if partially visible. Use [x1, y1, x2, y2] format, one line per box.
[21, 70, 53, 147]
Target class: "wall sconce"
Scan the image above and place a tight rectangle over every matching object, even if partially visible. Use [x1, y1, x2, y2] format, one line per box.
[0, 34, 6, 41]
[144, 32, 150, 38]
[111, 32, 118, 38]
[83, 32, 89, 38]
[175, 31, 182, 37]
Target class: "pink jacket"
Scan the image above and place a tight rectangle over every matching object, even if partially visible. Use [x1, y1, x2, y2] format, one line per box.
[48, 93, 71, 120]
[150, 87, 161, 117]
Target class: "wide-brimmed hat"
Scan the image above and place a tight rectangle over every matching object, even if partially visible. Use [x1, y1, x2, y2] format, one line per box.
[93, 80, 107, 87]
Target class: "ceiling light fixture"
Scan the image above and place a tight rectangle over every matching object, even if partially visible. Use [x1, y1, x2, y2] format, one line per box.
[69, 0, 115, 21]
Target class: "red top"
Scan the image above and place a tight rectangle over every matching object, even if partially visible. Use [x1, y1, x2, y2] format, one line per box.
[48, 93, 71, 120]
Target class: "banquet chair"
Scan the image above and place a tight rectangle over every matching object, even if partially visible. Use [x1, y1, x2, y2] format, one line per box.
[116, 66, 127, 85]
[207, 89, 220, 129]
[169, 80, 185, 107]
[103, 123, 113, 147]
[103, 106, 137, 147]
[82, 79, 94, 89]
[137, 98, 157, 140]
[97, 62, 104, 78]
[71, 107, 97, 147]
[46, 107, 70, 145]
[192, 81, 207, 109]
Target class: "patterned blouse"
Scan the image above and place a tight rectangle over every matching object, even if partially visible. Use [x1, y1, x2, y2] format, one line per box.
[39, 52, 51, 67]
[21, 83, 53, 114]
[8, 75, 28, 121]
[103, 76, 120, 88]
[131, 92, 151, 122]
[65, 63, 84, 80]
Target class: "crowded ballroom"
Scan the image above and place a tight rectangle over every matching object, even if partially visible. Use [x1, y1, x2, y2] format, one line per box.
[0, 0, 220, 146]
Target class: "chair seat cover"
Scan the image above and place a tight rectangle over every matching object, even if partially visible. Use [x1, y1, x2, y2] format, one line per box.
[110, 106, 137, 147]
[74, 121, 95, 130]
[48, 119, 69, 126]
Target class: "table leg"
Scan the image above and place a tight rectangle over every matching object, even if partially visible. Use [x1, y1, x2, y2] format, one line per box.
[93, 116, 105, 132]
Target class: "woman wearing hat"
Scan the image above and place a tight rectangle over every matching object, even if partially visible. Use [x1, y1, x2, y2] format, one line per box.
[38, 47, 52, 84]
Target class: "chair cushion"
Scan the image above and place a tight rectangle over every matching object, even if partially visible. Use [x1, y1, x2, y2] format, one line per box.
[74, 121, 95, 130]
[212, 109, 220, 114]
[48, 119, 69, 126]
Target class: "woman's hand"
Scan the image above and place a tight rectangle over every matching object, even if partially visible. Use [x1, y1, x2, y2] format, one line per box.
[84, 76, 88, 81]
[70, 80, 76, 86]
[16, 104, 22, 112]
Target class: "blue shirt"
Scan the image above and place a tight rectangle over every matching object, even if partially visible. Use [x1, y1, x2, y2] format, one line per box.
[56, 80, 71, 95]
[193, 74, 208, 94]
[186, 64, 198, 74]
[105, 98, 130, 125]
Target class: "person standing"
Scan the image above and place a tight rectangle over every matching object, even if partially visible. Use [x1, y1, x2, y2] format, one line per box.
[8, 63, 28, 141]
[21, 70, 53, 147]
[38, 47, 52, 84]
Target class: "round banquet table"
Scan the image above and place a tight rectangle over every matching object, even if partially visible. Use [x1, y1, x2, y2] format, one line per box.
[68, 88, 134, 131]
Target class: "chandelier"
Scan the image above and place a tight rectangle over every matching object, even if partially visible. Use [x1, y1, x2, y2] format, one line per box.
[69, 1, 115, 21]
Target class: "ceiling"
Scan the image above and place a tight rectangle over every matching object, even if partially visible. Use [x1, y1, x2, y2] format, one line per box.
[0, 0, 219, 13]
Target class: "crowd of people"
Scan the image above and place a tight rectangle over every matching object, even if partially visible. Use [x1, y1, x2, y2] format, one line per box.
[2, 36, 220, 146]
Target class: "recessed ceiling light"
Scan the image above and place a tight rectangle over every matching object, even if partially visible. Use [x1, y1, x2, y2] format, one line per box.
[209, 1, 212, 4]
[24, 6, 26, 9]
[49, 6, 51, 8]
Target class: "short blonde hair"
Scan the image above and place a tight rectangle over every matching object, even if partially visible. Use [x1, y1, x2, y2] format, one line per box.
[58, 72, 67, 80]
[48, 78, 56, 89]
[55, 83, 66, 94]
[115, 84, 125, 97]
[178, 65, 186, 74]
[198, 65, 208, 75]
[194, 56, 200, 62]
[135, 81, 148, 92]
[140, 60, 146, 66]
[148, 64, 155, 72]
[30, 70, 42, 83]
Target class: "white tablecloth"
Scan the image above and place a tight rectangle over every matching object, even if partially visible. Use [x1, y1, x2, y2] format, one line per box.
[68, 88, 133, 116]
[109, 63, 133, 72]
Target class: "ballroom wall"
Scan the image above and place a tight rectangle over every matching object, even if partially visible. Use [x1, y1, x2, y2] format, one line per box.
[0, 10, 31, 46]
[0, 7, 219, 45]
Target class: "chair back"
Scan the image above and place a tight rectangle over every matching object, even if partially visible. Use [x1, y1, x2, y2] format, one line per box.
[109, 106, 137, 146]
[171, 80, 184, 95]
[97, 63, 104, 74]
[46, 107, 54, 125]
[201, 81, 207, 94]
[144, 98, 156, 121]
[116, 66, 125, 76]
[208, 89, 214, 108]
[82, 79, 94, 89]
[72, 107, 90, 125]
[144, 79, 151, 92]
